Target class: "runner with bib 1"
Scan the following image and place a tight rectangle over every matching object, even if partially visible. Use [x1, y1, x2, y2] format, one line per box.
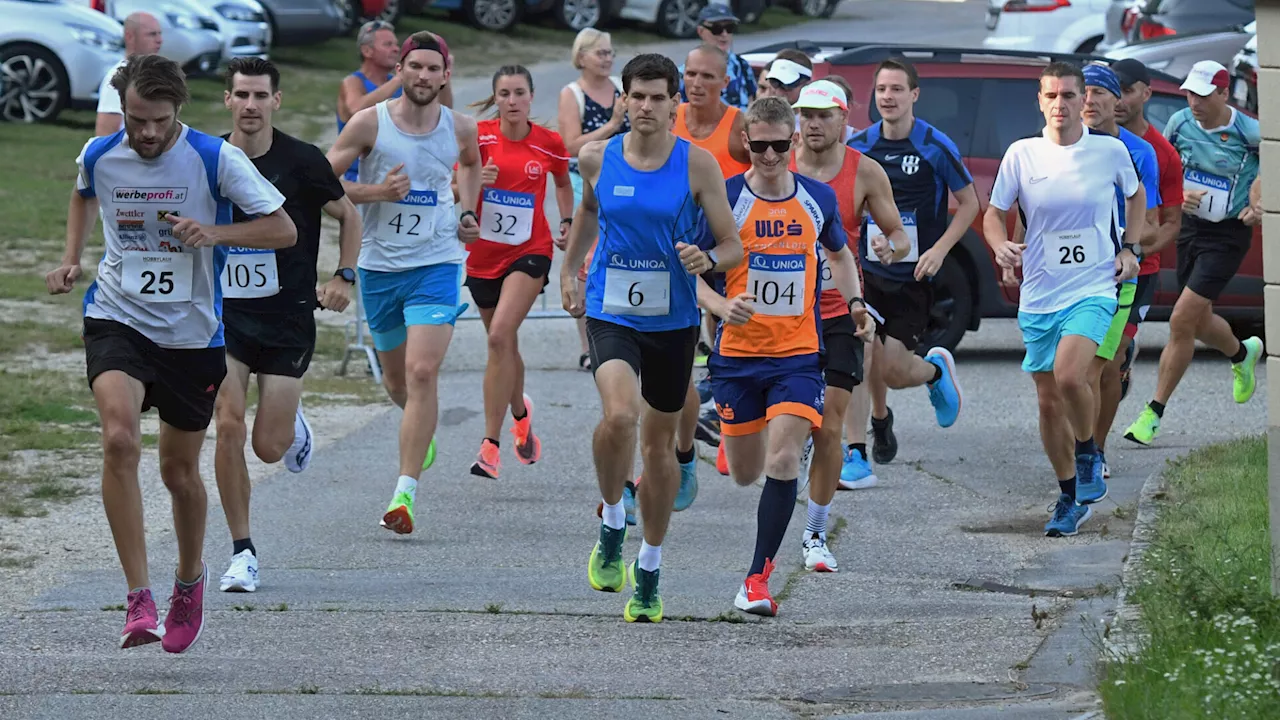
[462, 65, 572, 481]
[864, 212, 918, 263]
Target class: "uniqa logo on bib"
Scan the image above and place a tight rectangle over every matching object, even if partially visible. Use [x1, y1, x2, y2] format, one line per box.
[751, 253, 804, 271]
[484, 188, 534, 207]
[398, 189, 438, 206]
[609, 253, 665, 270]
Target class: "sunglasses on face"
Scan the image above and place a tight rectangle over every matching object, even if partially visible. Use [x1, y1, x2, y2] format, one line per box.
[746, 137, 792, 154]
[703, 23, 737, 35]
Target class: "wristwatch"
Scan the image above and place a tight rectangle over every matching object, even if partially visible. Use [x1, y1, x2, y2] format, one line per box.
[460, 210, 478, 224]
[334, 268, 356, 284]
[705, 248, 719, 270]
[1121, 243, 1142, 261]
[847, 296, 866, 311]
[560, 217, 572, 226]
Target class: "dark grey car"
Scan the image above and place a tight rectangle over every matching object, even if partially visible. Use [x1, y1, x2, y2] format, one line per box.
[258, 0, 346, 46]
[1122, 0, 1253, 43]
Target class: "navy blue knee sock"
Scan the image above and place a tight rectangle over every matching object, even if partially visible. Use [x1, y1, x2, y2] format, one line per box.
[750, 477, 797, 575]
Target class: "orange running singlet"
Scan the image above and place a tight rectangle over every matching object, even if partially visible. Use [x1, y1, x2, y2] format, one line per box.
[715, 173, 849, 359]
[790, 146, 861, 319]
[674, 104, 752, 179]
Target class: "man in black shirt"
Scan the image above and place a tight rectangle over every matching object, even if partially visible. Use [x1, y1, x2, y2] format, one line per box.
[213, 57, 362, 593]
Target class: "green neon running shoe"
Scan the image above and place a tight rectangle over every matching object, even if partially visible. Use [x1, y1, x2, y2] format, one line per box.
[1123, 406, 1161, 447]
[1232, 336, 1263, 404]
[422, 438, 437, 471]
[623, 561, 663, 623]
[380, 491, 415, 534]
[587, 523, 627, 592]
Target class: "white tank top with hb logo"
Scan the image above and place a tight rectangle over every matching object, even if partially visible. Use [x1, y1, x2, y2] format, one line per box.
[357, 100, 462, 271]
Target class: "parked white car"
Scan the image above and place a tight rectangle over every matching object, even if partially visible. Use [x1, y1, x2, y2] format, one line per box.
[615, 0, 704, 39]
[91, 0, 224, 75]
[983, 0, 1111, 54]
[0, 0, 125, 123]
[205, 0, 274, 62]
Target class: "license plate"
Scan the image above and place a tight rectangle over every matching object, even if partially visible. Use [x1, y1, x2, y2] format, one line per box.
[986, 9, 1000, 31]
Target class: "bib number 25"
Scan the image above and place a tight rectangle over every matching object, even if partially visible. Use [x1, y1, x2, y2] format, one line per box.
[140, 270, 175, 296]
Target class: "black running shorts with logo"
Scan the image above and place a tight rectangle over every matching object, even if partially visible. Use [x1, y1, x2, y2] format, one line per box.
[464, 254, 553, 310]
[586, 318, 698, 413]
[862, 271, 934, 352]
[820, 314, 864, 392]
[1176, 216, 1253, 302]
[224, 308, 316, 378]
[83, 317, 227, 432]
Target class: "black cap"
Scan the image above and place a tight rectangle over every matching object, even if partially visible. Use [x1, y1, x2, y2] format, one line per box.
[1111, 58, 1151, 88]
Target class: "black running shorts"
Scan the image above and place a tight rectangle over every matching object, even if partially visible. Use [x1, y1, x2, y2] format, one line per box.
[83, 317, 226, 432]
[1176, 216, 1253, 302]
[464, 254, 552, 310]
[820, 313, 864, 392]
[586, 318, 698, 413]
[224, 308, 316, 378]
[863, 271, 934, 352]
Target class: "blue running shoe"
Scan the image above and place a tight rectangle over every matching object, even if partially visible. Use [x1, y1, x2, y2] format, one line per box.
[838, 446, 878, 491]
[673, 459, 699, 512]
[924, 347, 962, 428]
[1045, 493, 1092, 537]
[1076, 452, 1108, 505]
[622, 481, 637, 525]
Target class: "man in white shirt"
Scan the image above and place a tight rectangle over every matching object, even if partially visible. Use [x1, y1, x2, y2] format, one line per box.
[982, 62, 1143, 539]
[95, 11, 163, 136]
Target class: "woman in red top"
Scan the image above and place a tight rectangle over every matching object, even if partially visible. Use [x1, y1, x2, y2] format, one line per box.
[464, 65, 573, 480]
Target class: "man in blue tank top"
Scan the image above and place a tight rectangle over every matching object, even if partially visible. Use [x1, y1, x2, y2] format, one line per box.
[559, 53, 743, 624]
[336, 21, 402, 183]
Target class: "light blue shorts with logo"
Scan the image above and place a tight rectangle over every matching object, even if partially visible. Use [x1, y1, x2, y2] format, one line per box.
[358, 263, 467, 352]
[1017, 295, 1118, 373]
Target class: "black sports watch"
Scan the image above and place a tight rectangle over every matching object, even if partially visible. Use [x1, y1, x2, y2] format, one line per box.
[460, 210, 478, 224]
[704, 248, 719, 270]
[1121, 243, 1142, 261]
[334, 268, 356, 284]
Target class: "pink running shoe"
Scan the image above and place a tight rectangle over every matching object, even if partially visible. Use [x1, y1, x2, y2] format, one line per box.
[161, 563, 206, 654]
[120, 588, 163, 649]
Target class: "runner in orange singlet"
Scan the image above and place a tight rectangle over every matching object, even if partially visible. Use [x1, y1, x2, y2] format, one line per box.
[788, 80, 909, 571]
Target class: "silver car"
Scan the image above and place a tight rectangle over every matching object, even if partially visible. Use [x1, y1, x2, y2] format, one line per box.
[257, 0, 345, 46]
[207, 0, 274, 61]
[1104, 20, 1254, 81]
[1, 0, 124, 122]
[96, 0, 223, 75]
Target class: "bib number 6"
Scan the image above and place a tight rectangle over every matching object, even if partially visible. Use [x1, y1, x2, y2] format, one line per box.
[628, 282, 644, 307]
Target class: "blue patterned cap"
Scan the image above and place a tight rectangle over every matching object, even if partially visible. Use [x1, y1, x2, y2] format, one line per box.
[1083, 64, 1121, 98]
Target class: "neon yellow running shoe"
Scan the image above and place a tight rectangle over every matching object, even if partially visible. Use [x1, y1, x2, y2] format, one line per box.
[1123, 406, 1161, 446]
[1232, 336, 1263, 404]
[623, 561, 663, 623]
[380, 491, 415, 534]
[422, 438, 437, 471]
[587, 523, 627, 592]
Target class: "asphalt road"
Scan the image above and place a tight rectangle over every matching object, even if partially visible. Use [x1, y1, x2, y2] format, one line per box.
[3, 2, 1269, 718]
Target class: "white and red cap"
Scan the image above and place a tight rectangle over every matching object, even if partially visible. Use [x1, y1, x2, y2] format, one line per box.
[791, 80, 848, 111]
[1180, 60, 1229, 96]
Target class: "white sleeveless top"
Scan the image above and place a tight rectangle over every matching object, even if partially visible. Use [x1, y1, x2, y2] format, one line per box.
[357, 100, 462, 271]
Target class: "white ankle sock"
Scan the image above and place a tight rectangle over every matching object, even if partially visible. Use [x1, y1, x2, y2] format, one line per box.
[601, 499, 625, 530]
[395, 475, 418, 496]
[806, 499, 830, 540]
[638, 541, 661, 572]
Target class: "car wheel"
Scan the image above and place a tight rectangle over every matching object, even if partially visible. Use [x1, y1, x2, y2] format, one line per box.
[1075, 35, 1102, 54]
[465, 0, 523, 31]
[915, 255, 974, 355]
[734, 0, 766, 24]
[375, 0, 404, 22]
[555, 0, 601, 30]
[656, 0, 704, 38]
[799, 0, 838, 17]
[0, 44, 69, 124]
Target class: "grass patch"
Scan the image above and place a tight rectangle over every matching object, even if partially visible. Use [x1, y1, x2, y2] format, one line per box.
[1100, 436, 1280, 719]
[0, 272, 97, 305]
[0, 369, 98, 455]
[0, 321, 85, 359]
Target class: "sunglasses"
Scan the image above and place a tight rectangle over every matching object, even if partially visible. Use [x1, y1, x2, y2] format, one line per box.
[703, 23, 737, 35]
[746, 137, 792, 154]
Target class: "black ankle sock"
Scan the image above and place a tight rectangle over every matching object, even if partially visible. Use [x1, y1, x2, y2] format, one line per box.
[1058, 477, 1077, 501]
[930, 364, 943, 384]
[676, 446, 695, 465]
[1149, 400, 1165, 418]
[485, 437, 500, 448]
[233, 538, 255, 558]
[512, 406, 527, 421]
[1229, 343, 1248, 364]
[750, 477, 798, 575]
[871, 409, 891, 428]
[1075, 437, 1097, 457]
[847, 442, 867, 459]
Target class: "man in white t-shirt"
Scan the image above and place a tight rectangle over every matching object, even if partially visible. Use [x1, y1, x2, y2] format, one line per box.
[982, 62, 1144, 539]
[95, 12, 163, 136]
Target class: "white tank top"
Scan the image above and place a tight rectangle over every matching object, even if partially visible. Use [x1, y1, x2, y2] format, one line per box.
[357, 100, 462, 271]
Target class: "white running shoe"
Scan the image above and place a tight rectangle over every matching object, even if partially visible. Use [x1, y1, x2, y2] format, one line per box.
[219, 549, 258, 592]
[284, 405, 313, 473]
[797, 436, 814, 498]
[802, 534, 838, 572]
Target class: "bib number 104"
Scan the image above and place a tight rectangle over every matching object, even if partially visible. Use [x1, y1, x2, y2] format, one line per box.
[751, 278, 797, 306]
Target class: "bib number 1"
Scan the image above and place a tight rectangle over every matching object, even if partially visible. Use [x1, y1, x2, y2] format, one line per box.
[1184, 169, 1232, 223]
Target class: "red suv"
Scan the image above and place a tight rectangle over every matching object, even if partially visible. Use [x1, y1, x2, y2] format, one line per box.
[747, 43, 1263, 352]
